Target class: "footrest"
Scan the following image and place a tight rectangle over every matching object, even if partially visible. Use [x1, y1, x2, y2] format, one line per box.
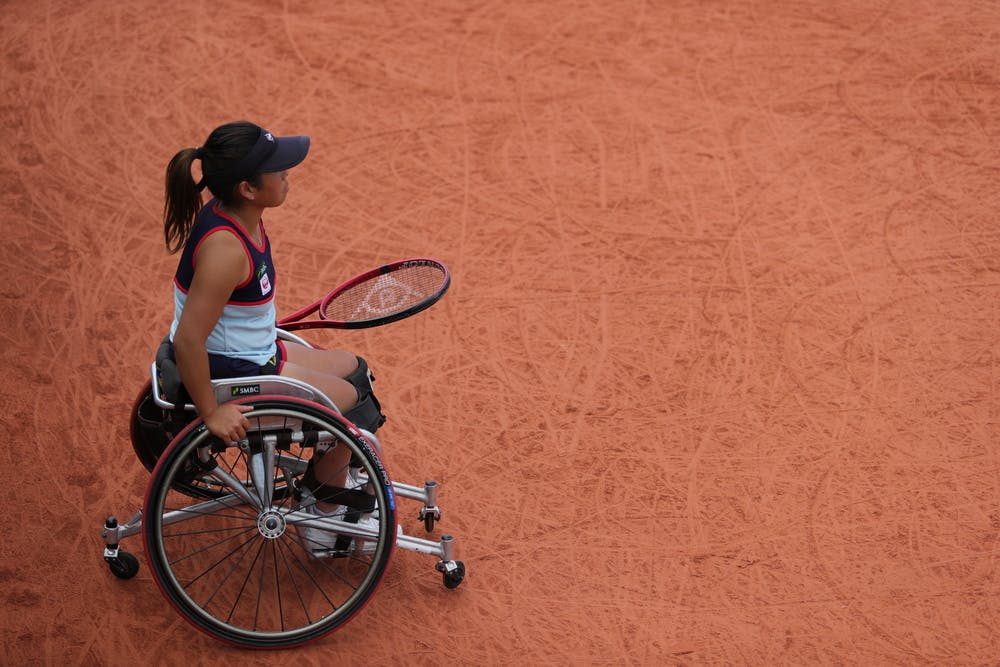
[310, 486, 376, 512]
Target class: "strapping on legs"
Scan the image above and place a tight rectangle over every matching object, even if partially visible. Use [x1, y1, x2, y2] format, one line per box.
[342, 356, 386, 433]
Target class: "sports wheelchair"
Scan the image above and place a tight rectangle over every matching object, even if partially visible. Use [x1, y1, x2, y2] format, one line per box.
[100, 330, 465, 648]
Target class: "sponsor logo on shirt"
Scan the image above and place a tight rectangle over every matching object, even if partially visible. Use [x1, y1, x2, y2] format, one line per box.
[257, 261, 271, 295]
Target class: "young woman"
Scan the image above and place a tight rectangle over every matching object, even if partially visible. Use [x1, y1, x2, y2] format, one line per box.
[163, 121, 384, 553]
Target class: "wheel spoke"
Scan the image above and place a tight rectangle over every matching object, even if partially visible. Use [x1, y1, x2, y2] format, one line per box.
[177, 528, 258, 586]
[166, 524, 259, 566]
[224, 535, 267, 624]
[274, 538, 316, 625]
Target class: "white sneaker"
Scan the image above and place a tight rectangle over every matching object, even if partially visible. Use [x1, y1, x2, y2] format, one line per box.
[349, 515, 385, 556]
[298, 505, 345, 556]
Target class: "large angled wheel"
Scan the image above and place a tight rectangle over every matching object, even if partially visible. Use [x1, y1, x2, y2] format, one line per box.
[143, 396, 397, 648]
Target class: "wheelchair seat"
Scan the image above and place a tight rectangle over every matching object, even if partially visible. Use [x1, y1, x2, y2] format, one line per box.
[151, 333, 339, 413]
[131, 333, 341, 473]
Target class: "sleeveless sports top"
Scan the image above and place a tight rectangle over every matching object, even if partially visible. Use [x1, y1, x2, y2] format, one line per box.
[169, 200, 277, 365]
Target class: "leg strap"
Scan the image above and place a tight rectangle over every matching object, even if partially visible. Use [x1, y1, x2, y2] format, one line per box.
[342, 356, 386, 433]
[300, 463, 376, 512]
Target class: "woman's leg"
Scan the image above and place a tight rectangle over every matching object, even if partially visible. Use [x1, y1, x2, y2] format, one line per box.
[280, 344, 362, 508]
[280, 344, 359, 409]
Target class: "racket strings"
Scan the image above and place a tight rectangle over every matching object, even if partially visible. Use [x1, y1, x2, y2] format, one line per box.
[319, 266, 445, 322]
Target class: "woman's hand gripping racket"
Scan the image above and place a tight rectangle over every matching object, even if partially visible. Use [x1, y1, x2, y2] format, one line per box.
[278, 258, 451, 331]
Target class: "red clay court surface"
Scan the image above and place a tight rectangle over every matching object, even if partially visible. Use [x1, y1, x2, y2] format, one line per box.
[3, 1, 1000, 664]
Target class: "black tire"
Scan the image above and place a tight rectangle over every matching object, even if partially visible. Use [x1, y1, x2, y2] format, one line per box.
[107, 551, 140, 579]
[424, 513, 436, 532]
[443, 561, 466, 589]
[143, 396, 396, 648]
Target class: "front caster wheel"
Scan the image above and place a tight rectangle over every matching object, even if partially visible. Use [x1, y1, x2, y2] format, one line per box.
[106, 551, 140, 579]
[439, 560, 465, 589]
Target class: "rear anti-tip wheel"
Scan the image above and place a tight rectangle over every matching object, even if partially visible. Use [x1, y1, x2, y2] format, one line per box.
[106, 551, 140, 579]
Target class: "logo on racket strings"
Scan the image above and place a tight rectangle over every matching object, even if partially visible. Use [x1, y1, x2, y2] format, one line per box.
[350, 274, 423, 318]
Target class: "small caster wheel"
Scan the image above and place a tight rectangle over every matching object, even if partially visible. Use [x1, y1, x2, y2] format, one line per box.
[106, 551, 140, 579]
[419, 506, 441, 533]
[442, 561, 465, 589]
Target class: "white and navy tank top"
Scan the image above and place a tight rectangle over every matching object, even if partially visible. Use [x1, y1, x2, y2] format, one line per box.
[169, 200, 277, 365]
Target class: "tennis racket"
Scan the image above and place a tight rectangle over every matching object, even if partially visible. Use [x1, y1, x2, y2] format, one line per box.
[278, 258, 451, 331]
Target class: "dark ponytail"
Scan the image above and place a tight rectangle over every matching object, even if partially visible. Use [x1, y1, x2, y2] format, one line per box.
[163, 147, 202, 253]
[161, 121, 263, 253]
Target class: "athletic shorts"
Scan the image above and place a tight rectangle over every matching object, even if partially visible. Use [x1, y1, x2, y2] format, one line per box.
[168, 339, 287, 379]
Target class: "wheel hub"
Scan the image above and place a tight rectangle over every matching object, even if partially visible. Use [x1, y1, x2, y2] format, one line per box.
[257, 510, 287, 539]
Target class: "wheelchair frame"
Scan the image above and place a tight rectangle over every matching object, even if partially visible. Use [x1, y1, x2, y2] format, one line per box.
[100, 332, 464, 648]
